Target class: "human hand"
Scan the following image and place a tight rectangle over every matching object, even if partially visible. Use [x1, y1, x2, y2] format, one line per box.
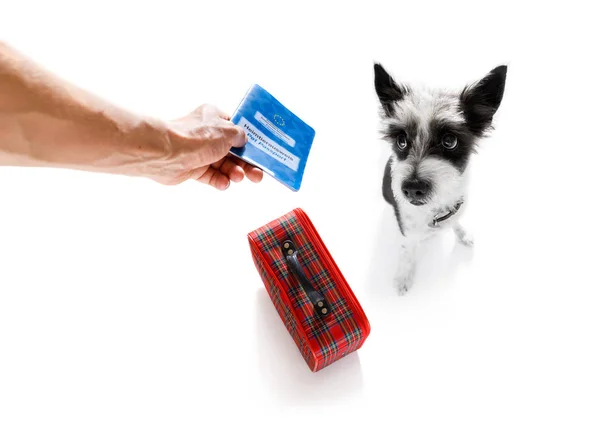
[145, 104, 263, 190]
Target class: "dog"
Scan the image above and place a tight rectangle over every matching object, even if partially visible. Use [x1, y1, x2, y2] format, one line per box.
[374, 63, 507, 294]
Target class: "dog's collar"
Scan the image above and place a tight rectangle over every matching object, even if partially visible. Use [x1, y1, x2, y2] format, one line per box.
[429, 201, 464, 228]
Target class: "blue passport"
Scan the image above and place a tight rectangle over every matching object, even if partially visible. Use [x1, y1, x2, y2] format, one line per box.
[229, 84, 315, 192]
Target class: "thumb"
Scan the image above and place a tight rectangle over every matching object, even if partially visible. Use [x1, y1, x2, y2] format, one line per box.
[230, 124, 248, 148]
[203, 125, 247, 165]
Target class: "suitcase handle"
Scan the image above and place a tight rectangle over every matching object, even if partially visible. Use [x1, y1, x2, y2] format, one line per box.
[282, 240, 331, 318]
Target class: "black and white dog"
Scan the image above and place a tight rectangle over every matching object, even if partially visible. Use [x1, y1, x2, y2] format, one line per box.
[374, 63, 507, 294]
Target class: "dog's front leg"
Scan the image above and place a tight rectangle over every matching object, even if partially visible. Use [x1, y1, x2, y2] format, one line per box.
[394, 237, 418, 295]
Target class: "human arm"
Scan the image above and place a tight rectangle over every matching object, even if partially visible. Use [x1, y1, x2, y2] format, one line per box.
[0, 41, 262, 189]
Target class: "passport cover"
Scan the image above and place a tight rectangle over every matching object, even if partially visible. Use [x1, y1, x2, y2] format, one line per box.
[229, 84, 315, 192]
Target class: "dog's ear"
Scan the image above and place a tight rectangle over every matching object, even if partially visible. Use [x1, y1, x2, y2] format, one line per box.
[460, 65, 507, 136]
[374, 63, 408, 116]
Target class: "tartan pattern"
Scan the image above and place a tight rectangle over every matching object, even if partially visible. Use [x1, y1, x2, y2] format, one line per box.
[251, 247, 316, 370]
[248, 208, 369, 372]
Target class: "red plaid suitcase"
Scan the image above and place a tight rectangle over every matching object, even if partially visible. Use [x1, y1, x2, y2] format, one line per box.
[248, 208, 371, 372]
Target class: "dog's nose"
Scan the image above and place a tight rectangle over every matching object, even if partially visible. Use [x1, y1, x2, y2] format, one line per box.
[402, 179, 431, 203]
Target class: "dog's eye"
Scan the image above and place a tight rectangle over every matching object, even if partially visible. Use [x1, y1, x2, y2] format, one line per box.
[441, 133, 458, 150]
[396, 134, 408, 151]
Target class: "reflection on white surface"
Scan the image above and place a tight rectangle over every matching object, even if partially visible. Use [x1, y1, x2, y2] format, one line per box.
[254, 289, 364, 406]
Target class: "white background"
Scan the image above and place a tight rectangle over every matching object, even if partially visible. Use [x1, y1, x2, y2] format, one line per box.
[1, 1, 599, 428]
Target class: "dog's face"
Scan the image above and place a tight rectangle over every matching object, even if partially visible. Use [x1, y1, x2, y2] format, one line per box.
[375, 64, 507, 207]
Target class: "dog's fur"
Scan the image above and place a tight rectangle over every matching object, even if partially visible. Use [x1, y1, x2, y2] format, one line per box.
[374, 63, 507, 294]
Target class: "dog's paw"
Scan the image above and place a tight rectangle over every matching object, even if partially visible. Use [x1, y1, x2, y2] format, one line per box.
[394, 269, 415, 295]
[457, 231, 474, 247]
[454, 225, 474, 247]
